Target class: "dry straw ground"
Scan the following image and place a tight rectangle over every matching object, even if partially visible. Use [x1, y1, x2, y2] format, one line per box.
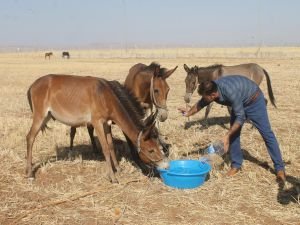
[0, 47, 299, 225]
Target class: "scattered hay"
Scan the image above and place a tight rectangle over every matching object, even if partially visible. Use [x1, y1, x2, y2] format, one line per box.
[0, 51, 299, 225]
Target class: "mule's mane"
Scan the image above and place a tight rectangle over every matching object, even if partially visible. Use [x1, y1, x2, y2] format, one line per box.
[193, 64, 223, 73]
[106, 80, 145, 130]
[146, 62, 168, 77]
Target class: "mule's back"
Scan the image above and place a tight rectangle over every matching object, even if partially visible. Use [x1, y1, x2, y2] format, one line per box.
[28, 74, 111, 127]
[125, 63, 149, 84]
[221, 63, 264, 85]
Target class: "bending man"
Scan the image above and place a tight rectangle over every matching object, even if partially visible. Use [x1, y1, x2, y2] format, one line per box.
[178, 75, 285, 182]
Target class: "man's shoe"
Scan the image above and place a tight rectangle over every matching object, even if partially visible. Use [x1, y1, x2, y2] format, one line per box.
[276, 170, 286, 183]
[226, 167, 241, 177]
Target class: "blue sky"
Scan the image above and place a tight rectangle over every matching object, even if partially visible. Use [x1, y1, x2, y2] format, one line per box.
[1, 0, 300, 48]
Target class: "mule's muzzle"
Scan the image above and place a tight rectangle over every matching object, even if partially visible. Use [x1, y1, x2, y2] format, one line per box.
[158, 108, 168, 122]
[156, 157, 170, 170]
[184, 93, 192, 103]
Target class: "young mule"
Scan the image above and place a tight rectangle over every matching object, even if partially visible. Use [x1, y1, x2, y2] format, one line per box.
[26, 75, 168, 182]
[125, 62, 177, 122]
[183, 63, 276, 123]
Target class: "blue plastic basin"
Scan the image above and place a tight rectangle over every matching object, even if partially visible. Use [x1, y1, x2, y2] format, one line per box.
[157, 160, 211, 189]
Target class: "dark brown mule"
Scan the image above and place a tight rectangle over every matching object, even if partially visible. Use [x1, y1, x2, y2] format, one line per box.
[124, 62, 178, 122]
[26, 75, 168, 182]
[45, 52, 53, 60]
[183, 63, 276, 122]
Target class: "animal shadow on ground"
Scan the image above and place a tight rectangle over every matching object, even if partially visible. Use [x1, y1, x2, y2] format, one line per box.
[184, 116, 230, 130]
[31, 137, 159, 178]
[243, 149, 299, 205]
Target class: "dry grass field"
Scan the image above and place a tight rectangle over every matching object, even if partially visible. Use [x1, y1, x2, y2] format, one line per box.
[0, 47, 299, 225]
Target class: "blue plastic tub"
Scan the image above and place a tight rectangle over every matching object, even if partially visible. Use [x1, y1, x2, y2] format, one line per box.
[157, 160, 211, 189]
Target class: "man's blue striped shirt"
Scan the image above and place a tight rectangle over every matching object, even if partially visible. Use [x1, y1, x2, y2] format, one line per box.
[197, 75, 259, 125]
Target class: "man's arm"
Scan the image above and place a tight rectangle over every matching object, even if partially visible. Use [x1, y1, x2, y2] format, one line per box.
[178, 98, 209, 117]
[222, 99, 245, 153]
[223, 122, 242, 153]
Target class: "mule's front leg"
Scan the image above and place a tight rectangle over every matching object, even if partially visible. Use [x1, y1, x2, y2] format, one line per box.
[93, 120, 118, 183]
[140, 102, 150, 109]
[104, 123, 121, 173]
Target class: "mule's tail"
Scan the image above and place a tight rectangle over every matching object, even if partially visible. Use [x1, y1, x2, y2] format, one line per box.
[27, 88, 33, 112]
[27, 86, 51, 133]
[263, 69, 277, 108]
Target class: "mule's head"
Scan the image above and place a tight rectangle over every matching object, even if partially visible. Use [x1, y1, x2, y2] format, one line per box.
[151, 64, 177, 122]
[183, 64, 198, 103]
[138, 121, 169, 169]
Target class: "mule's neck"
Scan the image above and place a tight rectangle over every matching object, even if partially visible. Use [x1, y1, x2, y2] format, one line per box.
[196, 71, 209, 83]
[115, 116, 140, 145]
[110, 102, 143, 147]
[139, 73, 152, 104]
[197, 67, 221, 82]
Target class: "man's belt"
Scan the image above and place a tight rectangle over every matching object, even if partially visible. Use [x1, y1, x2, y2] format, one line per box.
[246, 90, 261, 106]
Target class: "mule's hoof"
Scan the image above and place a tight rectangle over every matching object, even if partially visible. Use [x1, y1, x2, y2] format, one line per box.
[111, 178, 119, 184]
[111, 179, 119, 184]
[103, 173, 118, 184]
[115, 166, 122, 173]
[199, 125, 208, 131]
[107, 173, 119, 184]
[28, 177, 35, 183]
[67, 150, 73, 161]
[26, 169, 34, 179]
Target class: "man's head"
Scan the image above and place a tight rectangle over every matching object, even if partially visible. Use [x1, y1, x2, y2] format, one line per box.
[197, 81, 219, 102]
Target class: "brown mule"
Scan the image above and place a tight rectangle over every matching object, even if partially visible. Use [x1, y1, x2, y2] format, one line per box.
[125, 62, 177, 122]
[69, 62, 177, 167]
[26, 75, 168, 182]
[69, 62, 177, 161]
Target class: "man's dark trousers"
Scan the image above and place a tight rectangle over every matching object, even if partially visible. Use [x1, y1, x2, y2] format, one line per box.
[229, 90, 285, 172]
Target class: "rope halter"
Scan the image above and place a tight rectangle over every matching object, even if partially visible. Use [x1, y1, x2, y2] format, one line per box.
[150, 75, 168, 110]
[136, 129, 163, 164]
[137, 130, 143, 153]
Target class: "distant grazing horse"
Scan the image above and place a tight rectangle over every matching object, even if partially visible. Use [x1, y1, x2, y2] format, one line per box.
[26, 75, 168, 182]
[45, 52, 53, 60]
[183, 63, 276, 122]
[124, 62, 178, 122]
[62, 51, 70, 59]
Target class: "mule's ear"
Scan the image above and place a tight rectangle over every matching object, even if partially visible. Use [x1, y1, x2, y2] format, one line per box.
[153, 64, 161, 77]
[163, 66, 178, 79]
[184, 64, 190, 73]
[144, 110, 158, 127]
[143, 121, 156, 140]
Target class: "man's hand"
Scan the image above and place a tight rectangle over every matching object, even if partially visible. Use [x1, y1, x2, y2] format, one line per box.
[177, 107, 189, 117]
[223, 134, 230, 153]
[178, 103, 201, 117]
